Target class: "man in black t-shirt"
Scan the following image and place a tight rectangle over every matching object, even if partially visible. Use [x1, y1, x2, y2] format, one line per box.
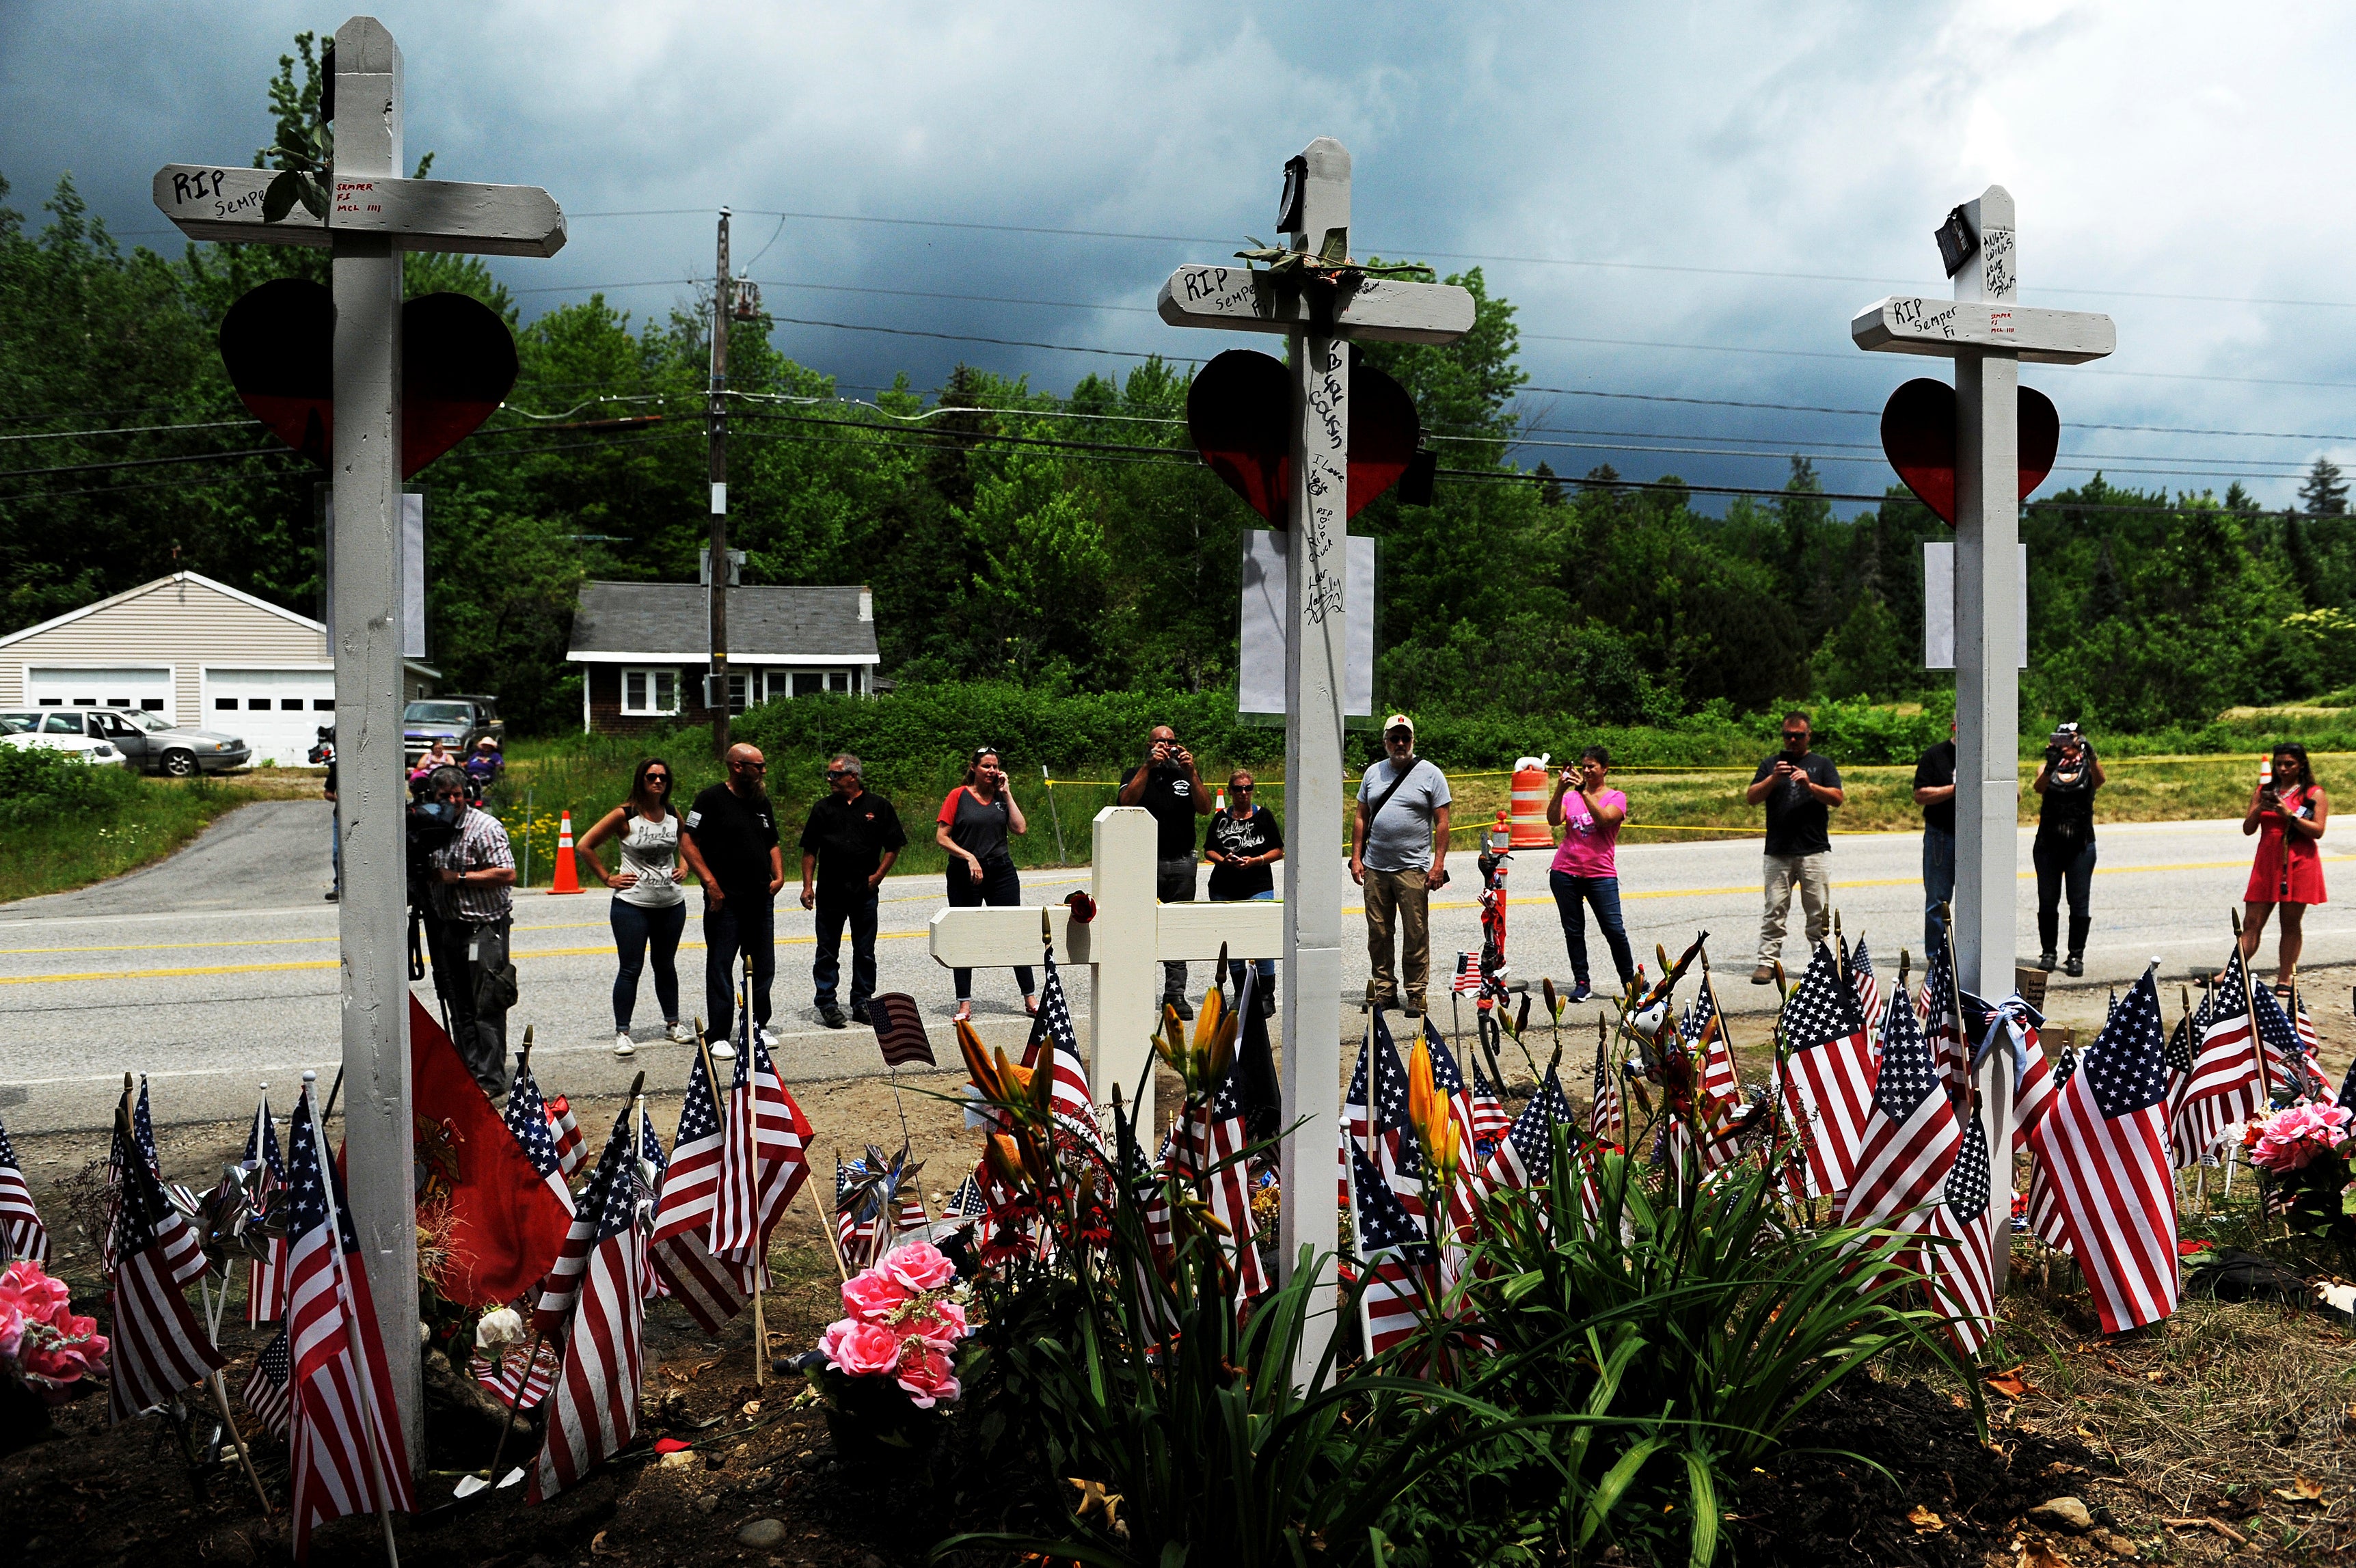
[798, 752, 906, 1029]
[679, 742, 784, 1050]
[1913, 720, 1959, 960]
[1118, 723, 1215, 1017]
[1742, 712, 1845, 982]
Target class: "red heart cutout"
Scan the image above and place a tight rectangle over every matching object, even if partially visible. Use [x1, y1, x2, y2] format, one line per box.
[1187, 348, 1421, 522]
[1880, 376, 2060, 525]
[219, 278, 518, 478]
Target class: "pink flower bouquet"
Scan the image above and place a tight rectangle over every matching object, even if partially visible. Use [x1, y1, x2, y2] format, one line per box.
[0, 1259, 108, 1403]
[814, 1240, 971, 1410]
[2248, 1100, 2353, 1174]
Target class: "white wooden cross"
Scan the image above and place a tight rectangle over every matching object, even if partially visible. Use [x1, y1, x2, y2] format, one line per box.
[929, 807, 1281, 1122]
[1852, 186, 2114, 1290]
[1154, 139, 1472, 1368]
[152, 16, 565, 1452]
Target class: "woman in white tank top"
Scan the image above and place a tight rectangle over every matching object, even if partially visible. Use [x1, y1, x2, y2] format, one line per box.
[578, 759, 694, 1056]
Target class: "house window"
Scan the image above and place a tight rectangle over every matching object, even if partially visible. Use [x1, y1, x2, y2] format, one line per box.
[312, 699, 334, 711]
[216, 698, 236, 711]
[620, 668, 680, 717]
[763, 670, 791, 704]
[727, 673, 749, 714]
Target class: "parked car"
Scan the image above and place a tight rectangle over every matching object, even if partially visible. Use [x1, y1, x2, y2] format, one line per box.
[77, 708, 254, 776]
[0, 711, 128, 767]
[403, 695, 502, 770]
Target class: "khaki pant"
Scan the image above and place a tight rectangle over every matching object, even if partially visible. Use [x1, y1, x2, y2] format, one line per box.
[1364, 866, 1431, 1011]
[1758, 852, 1831, 965]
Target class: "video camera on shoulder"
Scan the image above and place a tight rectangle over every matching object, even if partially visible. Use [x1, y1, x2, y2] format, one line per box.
[308, 723, 335, 766]
[406, 770, 466, 898]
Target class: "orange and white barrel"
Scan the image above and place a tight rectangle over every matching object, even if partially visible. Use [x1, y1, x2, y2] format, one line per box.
[1508, 755, 1555, 849]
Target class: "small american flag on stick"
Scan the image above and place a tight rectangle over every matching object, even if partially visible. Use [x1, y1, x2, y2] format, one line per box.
[866, 992, 936, 1067]
[0, 1113, 48, 1266]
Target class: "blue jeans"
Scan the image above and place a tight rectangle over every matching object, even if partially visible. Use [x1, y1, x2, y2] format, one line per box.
[947, 859, 1033, 1001]
[1221, 889, 1277, 995]
[1923, 826, 1956, 958]
[1550, 869, 1636, 989]
[813, 885, 879, 1008]
[703, 897, 775, 1042]
[329, 806, 342, 895]
[610, 897, 685, 1029]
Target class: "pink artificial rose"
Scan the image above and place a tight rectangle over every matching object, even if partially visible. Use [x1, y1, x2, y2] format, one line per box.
[2251, 1100, 2355, 1173]
[0, 1293, 22, 1364]
[893, 1342, 961, 1409]
[2, 1260, 71, 1321]
[881, 1241, 957, 1293]
[839, 1269, 910, 1323]
[818, 1318, 903, 1378]
[19, 1321, 107, 1397]
[907, 1298, 969, 1350]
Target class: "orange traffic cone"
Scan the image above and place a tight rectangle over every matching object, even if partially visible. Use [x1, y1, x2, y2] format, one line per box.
[550, 809, 584, 895]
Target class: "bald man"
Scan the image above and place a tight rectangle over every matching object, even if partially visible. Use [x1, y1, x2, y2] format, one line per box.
[679, 742, 785, 1050]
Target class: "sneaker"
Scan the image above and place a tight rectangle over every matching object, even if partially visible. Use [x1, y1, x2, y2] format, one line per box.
[820, 1005, 848, 1030]
[665, 1020, 694, 1044]
[1165, 995, 1194, 1021]
[612, 1031, 635, 1057]
[757, 1025, 781, 1049]
[850, 1001, 871, 1025]
[1567, 982, 1595, 1005]
[711, 1038, 737, 1060]
[1749, 964, 1776, 986]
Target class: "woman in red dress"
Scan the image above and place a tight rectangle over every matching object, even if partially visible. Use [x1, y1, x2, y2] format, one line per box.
[2240, 742, 2330, 986]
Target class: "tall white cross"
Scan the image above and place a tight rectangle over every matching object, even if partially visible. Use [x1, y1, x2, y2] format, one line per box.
[1852, 185, 2113, 1286]
[929, 808, 1281, 1117]
[153, 16, 565, 1451]
[1155, 139, 1472, 1368]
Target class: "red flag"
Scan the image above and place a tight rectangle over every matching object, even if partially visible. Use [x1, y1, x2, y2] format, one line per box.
[409, 996, 570, 1305]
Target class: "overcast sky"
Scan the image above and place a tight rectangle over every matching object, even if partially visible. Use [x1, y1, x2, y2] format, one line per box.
[6, 0, 2355, 511]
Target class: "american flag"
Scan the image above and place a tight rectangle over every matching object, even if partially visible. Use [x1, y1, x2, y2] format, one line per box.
[1450, 951, 1482, 995]
[1021, 956, 1101, 1146]
[1178, 1020, 1272, 1299]
[1467, 1066, 1511, 1157]
[2013, 1044, 2057, 1154]
[0, 1113, 47, 1265]
[1346, 1140, 1431, 1358]
[945, 1174, 988, 1219]
[1355, 1010, 1424, 1218]
[647, 1050, 748, 1332]
[865, 992, 936, 1067]
[2027, 1043, 2079, 1248]
[834, 1158, 887, 1254]
[1777, 942, 1876, 1198]
[106, 1077, 200, 1282]
[2028, 968, 2178, 1334]
[1924, 1111, 1999, 1357]
[1475, 1068, 1578, 1192]
[635, 1105, 670, 1303]
[1917, 943, 1968, 1102]
[1837, 984, 1959, 1251]
[531, 1105, 649, 1502]
[712, 1012, 765, 1265]
[284, 1081, 416, 1557]
[105, 1110, 226, 1424]
[546, 1094, 586, 1179]
[470, 1338, 562, 1411]
[1588, 1036, 1623, 1148]
[241, 1327, 290, 1439]
[240, 1091, 287, 1323]
[504, 1064, 576, 1217]
[1849, 936, 1881, 1046]
[1419, 1016, 1482, 1169]
[746, 1034, 816, 1273]
[2173, 955, 2267, 1167]
[1681, 977, 1742, 1172]
[2165, 992, 2215, 1167]
[2253, 983, 2325, 1100]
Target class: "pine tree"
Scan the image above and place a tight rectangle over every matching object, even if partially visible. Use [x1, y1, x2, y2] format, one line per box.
[2299, 457, 2348, 517]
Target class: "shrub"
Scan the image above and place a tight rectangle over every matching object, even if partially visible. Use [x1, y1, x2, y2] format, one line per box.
[0, 744, 140, 818]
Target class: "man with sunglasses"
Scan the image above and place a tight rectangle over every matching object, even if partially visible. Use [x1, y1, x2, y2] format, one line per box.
[680, 742, 785, 1049]
[1743, 711, 1845, 983]
[798, 753, 905, 1029]
[422, 765, 519, 1095]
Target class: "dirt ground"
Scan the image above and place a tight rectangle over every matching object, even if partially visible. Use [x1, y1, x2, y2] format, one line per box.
[13, 999, 2356, 1565]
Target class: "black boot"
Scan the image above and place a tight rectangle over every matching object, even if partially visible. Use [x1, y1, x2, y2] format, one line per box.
[2037, 910, 2059, 971]
[2063, 915, 2090, 977]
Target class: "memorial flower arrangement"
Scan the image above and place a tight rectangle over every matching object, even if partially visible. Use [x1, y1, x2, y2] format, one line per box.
[806, 1240, 972, 1465]
[0, 1258, 108, 1402]
[2245, 1100, 2356, 1246]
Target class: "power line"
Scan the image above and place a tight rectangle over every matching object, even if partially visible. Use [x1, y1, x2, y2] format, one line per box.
[763, 313, 1200, 362]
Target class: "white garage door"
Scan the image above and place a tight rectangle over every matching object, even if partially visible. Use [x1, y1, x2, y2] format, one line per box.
[204, 668, 336, 766]
[25, 666, 174, 721]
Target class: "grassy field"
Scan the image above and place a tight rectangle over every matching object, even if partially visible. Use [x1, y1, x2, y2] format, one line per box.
[0, 771, 263, 902]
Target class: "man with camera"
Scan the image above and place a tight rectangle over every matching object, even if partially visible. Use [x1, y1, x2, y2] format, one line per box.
[2031, 722, 2104, 976]
[1119, 724, 1216, 1018]
[1352, 715, 1452, 1016]
[420, 765, 518, 1096]
[1744, 712, 1845, 984]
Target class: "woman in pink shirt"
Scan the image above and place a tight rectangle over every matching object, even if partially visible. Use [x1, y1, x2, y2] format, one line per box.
[1547, 746, 1634, 1004]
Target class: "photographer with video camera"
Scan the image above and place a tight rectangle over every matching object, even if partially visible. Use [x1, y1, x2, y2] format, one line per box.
[414, 764, 518, 1095]
[2032, 721, 2105, 977]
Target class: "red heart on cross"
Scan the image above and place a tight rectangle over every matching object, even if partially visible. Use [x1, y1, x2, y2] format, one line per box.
[1187, 348, 1420, 522]
[218, 278, 518, 478]
[1880, 376, 2060, 525]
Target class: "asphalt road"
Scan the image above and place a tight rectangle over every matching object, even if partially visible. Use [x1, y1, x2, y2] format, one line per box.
[3, 800, 2348, 1134]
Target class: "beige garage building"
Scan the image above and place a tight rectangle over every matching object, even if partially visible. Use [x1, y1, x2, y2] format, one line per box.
[0, 571, 436, 766]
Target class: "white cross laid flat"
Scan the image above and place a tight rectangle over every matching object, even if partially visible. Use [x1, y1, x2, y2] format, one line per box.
[1852, 185, 2113, 1293]
[1154, 139, 1472, 1374]
[928, 807, 1280, 1122]
[152, 15, 566, 1452]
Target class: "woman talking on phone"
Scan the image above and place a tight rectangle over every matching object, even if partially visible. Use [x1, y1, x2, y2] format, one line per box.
[936, 747, 1035, 1023]
[2240, 742, 2330, 988]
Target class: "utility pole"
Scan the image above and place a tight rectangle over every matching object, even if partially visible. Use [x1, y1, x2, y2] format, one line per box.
[707, 206, 732, 760]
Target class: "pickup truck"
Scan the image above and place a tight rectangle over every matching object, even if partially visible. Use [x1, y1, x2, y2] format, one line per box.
[404, 696, 504, 771]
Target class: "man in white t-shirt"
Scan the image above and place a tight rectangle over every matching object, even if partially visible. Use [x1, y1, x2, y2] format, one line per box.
[1351, 714, 1451, 1014]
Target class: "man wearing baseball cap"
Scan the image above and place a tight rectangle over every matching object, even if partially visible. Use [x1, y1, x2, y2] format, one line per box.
[1351, 714, 1451, 1014]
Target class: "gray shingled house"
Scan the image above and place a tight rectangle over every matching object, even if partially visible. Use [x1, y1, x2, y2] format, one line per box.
[565, 582, 880, 734]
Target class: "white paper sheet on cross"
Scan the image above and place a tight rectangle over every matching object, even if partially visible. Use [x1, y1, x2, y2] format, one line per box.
[928, 807, 1280, 1118]
[1153, 139, 1473, 1373]
[151, 15, 566, 1452]
[1851, 185, 2114, 1294]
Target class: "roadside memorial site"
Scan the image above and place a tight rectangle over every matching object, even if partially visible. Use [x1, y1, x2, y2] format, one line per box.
[18, 10, 2356, 1568]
